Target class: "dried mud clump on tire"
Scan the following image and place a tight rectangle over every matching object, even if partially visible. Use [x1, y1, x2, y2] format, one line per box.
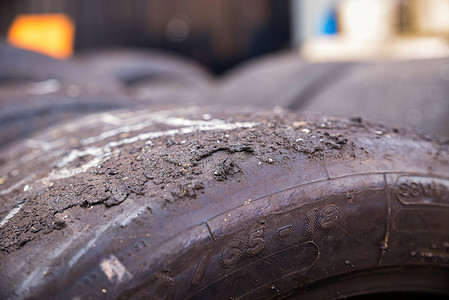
[0, 106, 445, 253]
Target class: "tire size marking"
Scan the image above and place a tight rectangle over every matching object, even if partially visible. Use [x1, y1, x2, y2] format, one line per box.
[185, 204, 339, 291]
[246, 227, 266, 256]
[395, 176, 449, 206]
[319, 205, 339, 229]
[188, 252, 211, 290]
[277, 225, 293, 239]
[304, 209, 319, 236]
[305, 205, 339, 235]
[219, 227, 266, 268]
[220, 239, 244, 268]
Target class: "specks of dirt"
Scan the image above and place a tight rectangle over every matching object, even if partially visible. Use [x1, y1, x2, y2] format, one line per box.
[274, 125, 349, 155]
[80, 184, 111, 207]
[213, 159, 241, 181]
[350, 116, 363, 124]
[107, 168, 118, 175]
[142, 136, 256, 204]
[170, 181, 204, 199]
[0, 199, 66, 252]
[165, 139, 176, 147]
[375, 130, 384, 136]
[191, 144, 254, 161]
[105, 182, 129, 206]
[143, 162, 158, 181]
[51, 220, 66, 230]
[0, 150, 151, 251]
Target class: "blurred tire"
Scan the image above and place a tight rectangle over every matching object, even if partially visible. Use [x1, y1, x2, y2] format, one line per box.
[72, 48, 213, 104]
[214, 51, 350, 108]
[214, 51, 449, 137]
[0, 44, 131, 147]
[300, 58, 449, 137]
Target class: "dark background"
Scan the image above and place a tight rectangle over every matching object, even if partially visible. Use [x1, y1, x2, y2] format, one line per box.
[0, 0, 291, 74]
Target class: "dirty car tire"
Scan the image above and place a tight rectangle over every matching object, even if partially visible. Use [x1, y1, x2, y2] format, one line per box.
[0, 105, 448, 299]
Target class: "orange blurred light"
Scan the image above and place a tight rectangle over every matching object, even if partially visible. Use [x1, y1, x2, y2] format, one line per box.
[7, 14, 75, 59]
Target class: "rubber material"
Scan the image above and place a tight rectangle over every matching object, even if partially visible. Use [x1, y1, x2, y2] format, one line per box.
[0, 105, 448, 299]
[71, 48, 213, 104]
[214, 51, 350, 108]
[213, 51, 449, 137]
[0, 43, 87, 84]
[301, 58, 449, 137]
[0, 44, 129, 147]
[71, 48, 211, 87]
[0, 46, 211, 148]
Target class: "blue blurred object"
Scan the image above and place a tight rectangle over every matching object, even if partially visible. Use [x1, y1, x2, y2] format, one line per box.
[320, 7, 337, 35]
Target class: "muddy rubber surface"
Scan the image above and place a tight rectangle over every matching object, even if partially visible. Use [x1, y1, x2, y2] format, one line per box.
[0, 105, 448, 299]
[0, 105, 358, 252]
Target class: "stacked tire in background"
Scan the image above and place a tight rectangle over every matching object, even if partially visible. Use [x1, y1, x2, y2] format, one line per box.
[72, 48, 213, 105]
[214, 51, 449, 137]
[0, 45, 448, 299]
[0, 45, 213, 148]
[0, 44, 125, 148]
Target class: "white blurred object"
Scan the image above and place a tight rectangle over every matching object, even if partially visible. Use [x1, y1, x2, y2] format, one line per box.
[340, 0, 399, 42]
[413, 0, 449, 35]
[301, 0, 449, 61]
